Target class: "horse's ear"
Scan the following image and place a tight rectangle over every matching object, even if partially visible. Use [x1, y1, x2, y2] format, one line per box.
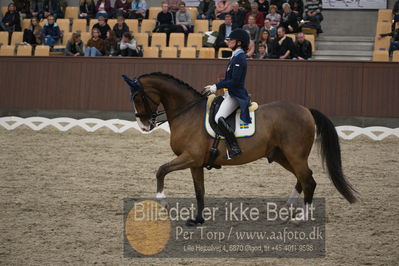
[122, 75, 136, 88]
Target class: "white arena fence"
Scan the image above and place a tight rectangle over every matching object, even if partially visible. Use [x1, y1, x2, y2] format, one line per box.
[1, 116, 399, 141]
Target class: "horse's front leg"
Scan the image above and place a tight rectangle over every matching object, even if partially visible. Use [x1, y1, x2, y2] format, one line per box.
[186, 167, 205, 226]
[155, 153, 195, 199]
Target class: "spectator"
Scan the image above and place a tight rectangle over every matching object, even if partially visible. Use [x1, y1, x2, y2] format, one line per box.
[266, 5, 280, 28]
[304, 0, 323, 22]
[378, 21, 399, 56]
[65, 32, 84, 56]
[255, 0, 269, 18]
[104, 30, 118, 56]
[156, 2, 174, 33]
[256, 28, 272, 55]
[92, 16, 111, 39]
[29, 0, 44, 19]
[214, 14, 237, 50]
[198, 0, 215, 20]
[295, 32, 312, 59]
[237, 0, 250, 12]
[113, 16, 129, 40]
[43, 0, 63, 19]
[242, 15, 259, 41]
[23, 17, 42, 45]
[13, 0, 30, 19]
[0, 12, 5, 31]
[40, 15, 60, 47]
[175, 2, 192, 33]
[280, 3, 298, 33]
[300, 7, 322, 34]
[229, 1, 245, 28]
[95, 0, 112, 18]
[79, 0, 96, 20]
[260, 18, 276, 39]
[165, 0, 181, 14]
[129, 0, 147, 19]
[246, 38, 255, 57]
[85, 27, 105, 56]
[253, 43, 268, 59]
[215, 0, 232, 20]
[273, 26, 296, 59]
[270, 0, 285, 13]
[394, 0, 399, 23]
[113, 0, 131, 18]
[244, 3, 264, 27]
[2, 3, 22, 32]
[119, 31, 140, 56]
[288, 0, 304, 20]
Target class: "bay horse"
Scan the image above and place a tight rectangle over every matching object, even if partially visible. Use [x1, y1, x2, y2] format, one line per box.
[122, 72, 357, 225]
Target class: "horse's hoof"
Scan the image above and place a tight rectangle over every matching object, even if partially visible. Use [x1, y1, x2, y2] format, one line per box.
[185, 218, 204, 227]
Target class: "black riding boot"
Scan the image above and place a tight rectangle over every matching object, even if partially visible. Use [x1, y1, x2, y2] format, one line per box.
[217, 117, 242, 159]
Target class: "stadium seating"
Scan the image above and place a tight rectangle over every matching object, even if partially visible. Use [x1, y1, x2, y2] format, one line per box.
[80, 32, 91, 44]
[187, 7, 198, 21]
[392, 50, 399, 62]
[161, 47, 178, 58]
[372, 50, 389, 61]
[62, 32, 73, 45]
[1, 6, 7, 16]
[11, 32, 23, 45]
[0, 31, 8, 45]
[194, 20, 208, 33]
[187, 33, 203, 48]
[16, 45, 32, 56]
[198, 47, 215, 58]
[179, 47, 196, 58]
[22, 19, 31, 31]
[65, 6, 79, 19]
[374, 36, 390, 51]
[0, 45, 14, 56]
[72, 19, 87, 33]
[56, 19, 71, 33]
[149, 7, 162, 19]
[107, 19, 117, 28]
[35, 45, 50, 56]
[125, 19, 139, 33]
[143, 46, 159, 58]
[134, 32, 149, 47]
[151, 33, 167, 47]
[377, 9, 392, 23]
[89, 19, 99, 30]
[376, 22, 391, 35]
[218, 47, 232, 58]
[211, 20, 224, 32]
[141, 19, 156, 34]
[169, 33, 185, 48]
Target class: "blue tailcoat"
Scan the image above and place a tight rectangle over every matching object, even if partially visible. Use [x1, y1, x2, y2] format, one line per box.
[215, 51, 251, 123]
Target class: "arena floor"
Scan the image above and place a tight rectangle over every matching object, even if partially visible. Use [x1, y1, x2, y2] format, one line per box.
[0, 127, 398, 265]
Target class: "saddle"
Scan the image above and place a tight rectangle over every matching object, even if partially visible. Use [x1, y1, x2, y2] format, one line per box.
[205, 94, 258, 139]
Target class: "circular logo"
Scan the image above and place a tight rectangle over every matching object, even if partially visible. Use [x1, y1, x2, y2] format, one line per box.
[125, 200, 171, 255]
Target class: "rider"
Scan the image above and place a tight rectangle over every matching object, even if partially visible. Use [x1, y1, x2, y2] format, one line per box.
[203, 29, 251, 159]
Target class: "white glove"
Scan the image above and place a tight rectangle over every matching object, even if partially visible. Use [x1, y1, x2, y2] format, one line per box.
[202, 84, 217, 96]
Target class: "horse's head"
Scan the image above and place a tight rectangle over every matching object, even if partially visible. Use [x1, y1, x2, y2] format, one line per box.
[122, 75, 161, 132]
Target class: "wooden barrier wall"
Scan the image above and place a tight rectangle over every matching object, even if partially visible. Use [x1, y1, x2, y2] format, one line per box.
[0, 57, 398, 118]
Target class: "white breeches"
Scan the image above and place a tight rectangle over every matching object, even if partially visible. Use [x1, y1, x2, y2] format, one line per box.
[215, 94, 240, 123]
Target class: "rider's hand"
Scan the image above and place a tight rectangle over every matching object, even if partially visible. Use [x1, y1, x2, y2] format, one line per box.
[202, 84, 217, 96]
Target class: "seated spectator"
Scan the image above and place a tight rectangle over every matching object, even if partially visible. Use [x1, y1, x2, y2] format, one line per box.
[394, 0, 399, 22]
[273, 26, 296, 59]
[260, 18, 276, 39]
[215, 0, 232, 20]
[270, 0, 285, 13]
[0, 12, 5, 31]
[65, 32, 84, 56]
[175, 2, 192, 33]
[2, 3, 22, 32]
[119, 31, 140, 56]
[266, 5, 280, 28]
[255, 0, 269, 18]
[295, 32, 312, 59]
[237, 0, 250, 12]
[43, 0, 63, 19]
[242, 15, 259, 41]
[155, 2, 175, 44]
[29, 0, 44, 19]
[40, 15, 60, 47]
[300, 9, 322, 34]
[129, 0, 147, 19]
[23, 17, 42, 45]
[280, 3, 298, 33]
[95, 0, 112, 19]
[114, 0, 131, 18]
[79, 0, 96, 20]
[113, 16, 129, 40]
[104, 30, 118, 56]
[14, 0, 30, 19]
[214, 14, 236, 51]
[244, 2, 264, 27]
[198, 0, 216, 20]
[85, 27, 105, 56]
[165, 0, 181, 14]
[256, 28, 272, 55]
[229, 1, 245, 28]
[92, 16, 111, 39]
[288, 0, 304, 20]
[253, 43, 268, 59]
[378, 21, 399, 56]
[246, 38, 255, 57]
[304, 0, 323, 22]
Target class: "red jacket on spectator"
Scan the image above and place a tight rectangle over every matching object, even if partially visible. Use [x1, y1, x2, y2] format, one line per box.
[244, 11, 264, 27]
[95, 0, 112, 14]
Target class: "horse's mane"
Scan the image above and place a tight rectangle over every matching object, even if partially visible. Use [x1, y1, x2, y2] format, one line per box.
[140, 72, 203, 97]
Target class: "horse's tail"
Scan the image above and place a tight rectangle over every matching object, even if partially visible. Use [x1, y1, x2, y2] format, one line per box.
[309, 108, 358, 203]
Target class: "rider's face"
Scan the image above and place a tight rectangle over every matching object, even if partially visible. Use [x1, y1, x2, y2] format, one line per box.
[226, 39, 237, 49]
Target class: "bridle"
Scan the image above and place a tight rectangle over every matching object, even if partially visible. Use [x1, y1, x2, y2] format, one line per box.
[122, 75, 205, 128]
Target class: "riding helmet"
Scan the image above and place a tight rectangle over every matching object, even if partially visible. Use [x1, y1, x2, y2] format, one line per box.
[226, 29, 250, 48]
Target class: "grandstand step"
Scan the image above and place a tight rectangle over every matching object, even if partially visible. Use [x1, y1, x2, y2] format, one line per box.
[313, 55, 371, 61]
[313, 50, 373, 56]
[317, 41, 373, 51]
[316, 36, 375, 42]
